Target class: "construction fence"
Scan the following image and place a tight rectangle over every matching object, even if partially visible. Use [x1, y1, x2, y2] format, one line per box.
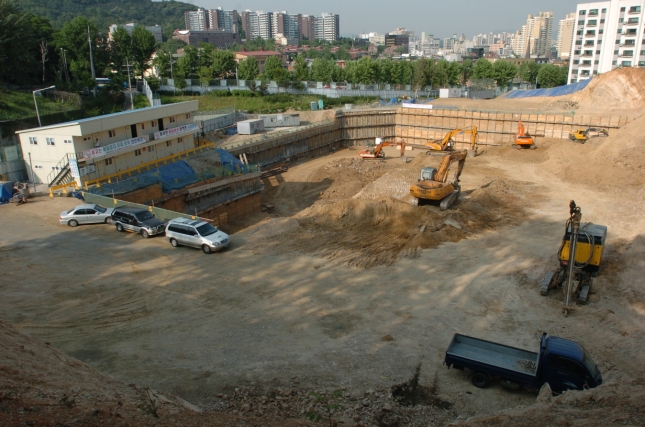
[82, 192, 195, 223]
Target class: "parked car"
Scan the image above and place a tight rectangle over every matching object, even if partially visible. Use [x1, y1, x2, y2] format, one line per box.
[59, 204, 114, 227]
[165, 217, 230, 254]
[111, 206, 166, 238]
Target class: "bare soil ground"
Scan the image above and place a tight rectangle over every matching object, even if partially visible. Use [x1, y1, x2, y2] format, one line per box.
[1, 68, 645, 426]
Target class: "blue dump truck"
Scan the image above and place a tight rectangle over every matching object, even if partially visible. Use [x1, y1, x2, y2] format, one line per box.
[444, 333, 602, 392]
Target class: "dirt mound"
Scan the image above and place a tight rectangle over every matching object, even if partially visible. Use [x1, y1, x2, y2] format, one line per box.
[540, 114, 645, 189]
[453, 379, 645, 427]
[570, 67, 645, 110]
[252, 178, 537, 268]
[0, 320, 309, 427]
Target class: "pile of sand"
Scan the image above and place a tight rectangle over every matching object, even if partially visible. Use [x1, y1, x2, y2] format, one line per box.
[253, 174, 538, 268]
[0, 320, 309, 427]
[454, 379, 645, 427]
[540, 114, 645, 189]
[569, 67, 645, 111]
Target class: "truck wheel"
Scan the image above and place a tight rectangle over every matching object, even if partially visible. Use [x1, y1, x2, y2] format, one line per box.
[471, 372, 490, 388]
[500, 379, 521, 391]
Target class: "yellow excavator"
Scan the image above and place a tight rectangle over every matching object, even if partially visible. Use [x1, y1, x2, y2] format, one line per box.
[359, 139, 406, 159]
[568, 128, 609, 143]
[426, 128, 478, 157]
[409, 149, 467, 209]
[540, 201, 607, 316]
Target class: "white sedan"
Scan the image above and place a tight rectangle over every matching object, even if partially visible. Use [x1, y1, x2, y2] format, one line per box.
[59, 204, 114, 227]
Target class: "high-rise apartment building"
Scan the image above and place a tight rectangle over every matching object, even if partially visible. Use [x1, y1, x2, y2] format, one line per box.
[557, 13, 576, 59]
[241, 10, 272, 39]
[185, 8, 208, 31]
[300, 15, 316, 40]
[208, 7, 239, 33]
[273, 11, 301, 40]
[109, 23, 163, 43]
[568, 1, 645, 83]
[513, 11, 554, 57]
[240, 10, 338, 42]
[315, 13, 340, 42]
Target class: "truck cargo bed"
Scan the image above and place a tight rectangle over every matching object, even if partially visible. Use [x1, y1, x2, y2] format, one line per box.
[447, 334, 539, 375]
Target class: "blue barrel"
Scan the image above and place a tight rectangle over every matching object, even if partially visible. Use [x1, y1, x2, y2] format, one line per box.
[310, 101, 318, 111]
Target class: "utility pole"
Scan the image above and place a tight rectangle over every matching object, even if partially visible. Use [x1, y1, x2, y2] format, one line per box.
[60, 48, 70, 83]
[87, 26, 97, 97]
[125, 58, 134, 110]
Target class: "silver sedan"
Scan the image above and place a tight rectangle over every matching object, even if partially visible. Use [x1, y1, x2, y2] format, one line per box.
[59, 204, 115, 227]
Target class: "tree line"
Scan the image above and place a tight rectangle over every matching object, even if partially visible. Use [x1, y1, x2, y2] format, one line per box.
[1, 0, 158, 91]
[159, 49, 569, 90]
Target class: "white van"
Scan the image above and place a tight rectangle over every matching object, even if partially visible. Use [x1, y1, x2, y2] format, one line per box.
[165, 217, 230, 254]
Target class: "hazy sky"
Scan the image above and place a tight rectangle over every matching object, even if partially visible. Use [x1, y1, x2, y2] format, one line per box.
[179, 0, 583, 38]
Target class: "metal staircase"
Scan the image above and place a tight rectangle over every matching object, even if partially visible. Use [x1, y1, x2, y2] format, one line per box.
[47, 153, 76, 187]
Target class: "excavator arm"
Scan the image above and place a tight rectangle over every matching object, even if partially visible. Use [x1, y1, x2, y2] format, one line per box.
[426, 128, 478, 153]
[433, 150, 468, 183]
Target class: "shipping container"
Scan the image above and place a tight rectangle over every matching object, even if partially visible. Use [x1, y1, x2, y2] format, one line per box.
[237, 119, 265, 135]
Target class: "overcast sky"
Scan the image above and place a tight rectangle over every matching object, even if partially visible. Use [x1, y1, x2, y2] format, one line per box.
[178, 0, 583, 38]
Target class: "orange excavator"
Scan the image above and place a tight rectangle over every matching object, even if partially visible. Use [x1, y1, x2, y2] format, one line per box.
[359, 139, 406, 159]
[515, 120, 536, 149]
[409, 149, 468, 210]
[426, 127, 478, 157]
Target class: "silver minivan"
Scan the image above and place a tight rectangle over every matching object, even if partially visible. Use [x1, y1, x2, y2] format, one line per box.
[165, 217, 230, 254]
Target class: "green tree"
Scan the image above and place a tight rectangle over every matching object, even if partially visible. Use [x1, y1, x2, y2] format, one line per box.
[262, 55, 287, 81]
[518, 61, 541, 83]
[331, 64, 346, 82]
[472, 59, 494, 79]
[354, 56, 376, 84]
[109, 26, 131, 72]
[492, 60, 518, 87]
[211, 50, 236, 79]
[237, 56, 259, 80]
[412, 58, 430, 91]
[131, 25, 157, 78]
[152, 50, 172, 78]
[174, 74, 187, 91]
[55, 16, 108, 88]
[311, 58, 334, 83]
[460, 59, 474, 85]
[336, 47, 351, 60]
[293, 55, 309, 81]
[198, 66, 212, 86]
[175, 46, 199, 78]
[175, 55, 193, 81]
[0, 0, 29, 83]
[537, 64, 567, 88]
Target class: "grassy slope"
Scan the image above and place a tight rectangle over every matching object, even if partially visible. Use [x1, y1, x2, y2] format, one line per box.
[0, 88, 76, 120]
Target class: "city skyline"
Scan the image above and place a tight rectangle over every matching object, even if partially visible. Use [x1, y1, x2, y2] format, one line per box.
[173, 0, 583, 38]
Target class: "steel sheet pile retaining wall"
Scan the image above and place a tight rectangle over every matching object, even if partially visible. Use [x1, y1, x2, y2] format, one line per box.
[338, 109, 397, 147]
[224, 120, 342, 167]
[396, 107, 630, 145]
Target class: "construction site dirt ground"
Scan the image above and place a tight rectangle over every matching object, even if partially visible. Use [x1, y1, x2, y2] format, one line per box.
[2, 117, 645, 425]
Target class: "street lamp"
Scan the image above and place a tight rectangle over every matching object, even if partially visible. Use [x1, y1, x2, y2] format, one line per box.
[33, 85, 56, 127]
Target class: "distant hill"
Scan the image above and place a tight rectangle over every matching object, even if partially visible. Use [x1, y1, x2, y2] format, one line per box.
[14, 0, 197, 39]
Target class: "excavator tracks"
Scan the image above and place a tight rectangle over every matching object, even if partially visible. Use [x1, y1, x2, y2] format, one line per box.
[440, 190, 460, 210]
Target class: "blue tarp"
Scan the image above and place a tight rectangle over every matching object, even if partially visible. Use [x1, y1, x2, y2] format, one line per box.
[0, 181, 14, 204]
[88, 161, 199, 195]
[505, 79, 592, 99]
[216, 148, 250, 174]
